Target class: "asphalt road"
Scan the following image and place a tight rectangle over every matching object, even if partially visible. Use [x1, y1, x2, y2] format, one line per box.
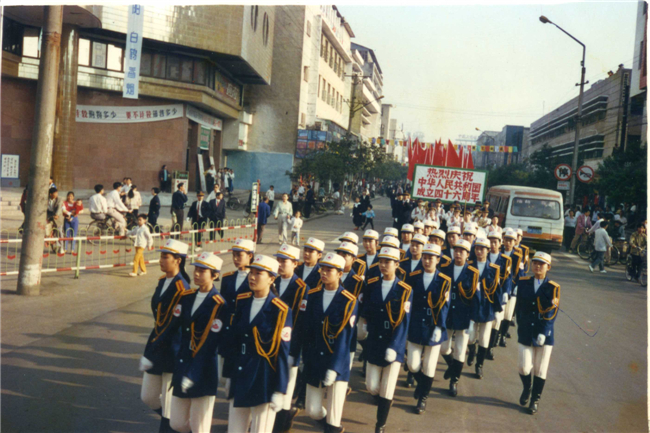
[1, 197, 647, 432]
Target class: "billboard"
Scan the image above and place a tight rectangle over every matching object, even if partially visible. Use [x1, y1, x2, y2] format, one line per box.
[411, 164, 487, 204]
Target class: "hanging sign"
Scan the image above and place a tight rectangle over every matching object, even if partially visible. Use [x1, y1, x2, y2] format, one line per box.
[76, 104, 183, 123]
[123, 5, 145, 99]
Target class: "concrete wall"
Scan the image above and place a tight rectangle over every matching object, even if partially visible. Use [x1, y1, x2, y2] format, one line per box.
[225, 150, 293, 194]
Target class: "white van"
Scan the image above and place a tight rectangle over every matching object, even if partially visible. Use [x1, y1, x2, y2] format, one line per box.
[485, 185, 564, 253]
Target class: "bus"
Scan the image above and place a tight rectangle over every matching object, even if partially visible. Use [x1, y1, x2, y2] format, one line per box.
[485, 185, 564, 253]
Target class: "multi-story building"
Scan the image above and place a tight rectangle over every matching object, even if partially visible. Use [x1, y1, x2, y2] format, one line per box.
[528, 65, 631, 170]
[627, 1, 647, 151]
[242, 5, 354, 192]
[472, 126, 527, 169]
[2, 5, 275, 190]
[348, 42, 383, 142]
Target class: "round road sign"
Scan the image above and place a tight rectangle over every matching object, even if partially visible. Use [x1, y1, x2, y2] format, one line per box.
[577, 165, 595, 183]
[554, 164, 572, 181]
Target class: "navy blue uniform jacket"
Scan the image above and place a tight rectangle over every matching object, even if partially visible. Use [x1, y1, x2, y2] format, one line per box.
[276, 274, 309, 365]
[407, 270, 452, 346]
[501, 248, 523, 296]
[223, 292, 292, 407]
[516, 277, 560, 347]
[144, 274, 190, 375]
[491, 252, 512, 308]
[357, 253, 379, 277]
[171, 287, 228, 398]
[468, 261, 501, 323]
[360, 277, 412, 367]
[440, 261, 479, 330]
[219, 270, 251, 355]
[296, 262, 322, 290]
[341, 268, 364, 353]
[301, 285, 358, 387]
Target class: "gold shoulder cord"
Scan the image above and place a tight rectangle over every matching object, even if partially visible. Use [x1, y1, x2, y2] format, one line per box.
[427, 279, 450, 325]
[253, 303, 288, 371]
[190, 300, 223, 357]
[291, 281, 307, 327]
[322, 296, 357, 353]
[355, 260, 367, 277]
[482, 267, 500, 303]
[537, 283, 560, 320]
[458, 271, 479, 301]
[500, 257, 512, 284]
[352, 277, 364, 298]
[386, 284, 412, 329]
[152, 283, 185, 342]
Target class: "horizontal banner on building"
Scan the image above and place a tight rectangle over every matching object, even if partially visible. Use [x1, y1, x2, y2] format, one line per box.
[186, 104, 222, 131]
[374, 138, 517, 153]
[76, 104, 183, 123]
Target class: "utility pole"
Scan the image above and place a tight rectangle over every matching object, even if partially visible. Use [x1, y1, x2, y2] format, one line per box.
[17, 6, 63, 296]
[347, 75, 359, 133]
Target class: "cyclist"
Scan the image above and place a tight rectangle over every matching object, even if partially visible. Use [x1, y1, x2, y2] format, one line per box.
[89, 184, 108, 221]
[569, 209, 592, 253]
[46, 187, 63, 251]
[629, 223, 647, 283]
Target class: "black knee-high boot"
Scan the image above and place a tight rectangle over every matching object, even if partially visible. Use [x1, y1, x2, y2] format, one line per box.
[405, 370, 415, 388]
[273, 409, 290, 433]
[486, 329, 498, 360]
[375, 397, 392, 433]
[159, 417, 176, 433]
[528, 376, 546, 414]
[475, 346, 487, 379]
[415, 374, 434, 414]
[442, 354, 454, 380]
[519, 373, 533, 406]
[498, 321, 510, 347]
[466, 342, 477, 366]
[449, 359, 463, 397]
[293, 370, 307, 410]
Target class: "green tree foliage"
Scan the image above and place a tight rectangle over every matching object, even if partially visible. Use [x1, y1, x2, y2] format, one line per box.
[486, 145, 558, 190]
[594, 143, 647, 208]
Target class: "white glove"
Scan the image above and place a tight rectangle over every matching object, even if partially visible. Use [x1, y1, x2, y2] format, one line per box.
[288, 355, 296, 367]
[502, 293, 509, 304]
[536, 334, 546, 346]
[385, 348, 397, 363]
[181, 376, 194, 393]
[139, 356, 153, 372]
[468, 321, 476, 337]
[269, 392, 285, 412]
[357, 319, 368, 341]
[224, 378, 231, 399]
[513, 285, 518, 296]
[430, 327, 442, 343]
[394, 218, 398, 223]
[519, 262, 525, 270]
[186, 217, 191, 222]
[323, 369, 337, 387]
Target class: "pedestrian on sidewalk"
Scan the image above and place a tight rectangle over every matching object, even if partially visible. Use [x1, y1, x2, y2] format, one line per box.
[362, 205, 375, 230]
[159, 165, 170, 193]
[129, 214, 154, 277]
[289, 211, 303, 246]
[266, 185, 275, 212]
[273, 193, 293, 244]
[148, 188, 161, 232]
[209, 191, 226, 241]
[569, 209, 592, 253]
[187, 190, 210, 251]
[352, 197, 364, 230]
[564, 210, 577, 251]
[19, 184, 28, 231]
[256, 197, 271, 244]
[589, 220, 612, 274]
[629, 223, 647, 282]
[171, 183, 188, 233]
[139, 239, 191, 432]
[303, 185, 315, 218]
[62, 191, 84, 252]
[126, 185, 142, 217]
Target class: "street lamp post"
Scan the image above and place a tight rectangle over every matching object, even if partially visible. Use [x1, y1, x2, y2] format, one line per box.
[540, 15, 587, 206]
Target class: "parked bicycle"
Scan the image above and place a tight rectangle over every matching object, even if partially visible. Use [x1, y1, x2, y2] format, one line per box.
[227, 196, 241, 210]
[86, 212, 138, 245]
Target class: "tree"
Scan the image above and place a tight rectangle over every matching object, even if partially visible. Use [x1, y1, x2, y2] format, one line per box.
[485, 145, 558, 190]
[594, 143, 647, 210]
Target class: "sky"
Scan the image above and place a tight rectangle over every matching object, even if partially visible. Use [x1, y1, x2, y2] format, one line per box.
[338, 2, 639, 143]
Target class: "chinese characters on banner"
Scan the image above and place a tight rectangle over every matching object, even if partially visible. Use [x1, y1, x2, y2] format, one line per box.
[123, 5, 144, 99]
[411, 165, 486, 204]
[1, 154, 20, 179]
[186, 104, 223, 130]
[75, 104, 183, 123]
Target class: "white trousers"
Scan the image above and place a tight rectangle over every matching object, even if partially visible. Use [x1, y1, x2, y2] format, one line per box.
[227, 400, 276, 433]
[469, 322, 493, 348]
[107, 208, 126, 236]
[406, 341, 441, 378]
[283, 366, 299, 410]
[305, 381, 348, 427]
[170, 395, 215, 433]
[518, 344, 553, 379]
[440, 329, 470, 362]
[278, 220, 290, 243]
[349, 351, 355, 370]
[492, 309, 505, 333]
[365, 362, 401, 400]
[141, 372, 173, 418]
[504, 295, 516, 321]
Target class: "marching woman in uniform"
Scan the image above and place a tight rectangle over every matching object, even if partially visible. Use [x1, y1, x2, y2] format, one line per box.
[301, 253, 358, 433]
[140, 239, 191, 433]
[442, 226, 461, 259]
[430, 229, 452, 267]
[358, 230, 380, 277]
[272, 244, 309, 433]
[223, 255, 292, 433]
[358, 247, 412, 433]
[497, 229, 524, 348]
[465, 238, 500, 379]
[383, 227, 399, 240]
[439, 239, 479, 397]
[169, 252, 228, 433]
[399, 224, 415, 257]
[337, 232, 367, 278]
[516, 252, 560, 415]
[486, 232, 512, 360]
[406, 243, 451, 414]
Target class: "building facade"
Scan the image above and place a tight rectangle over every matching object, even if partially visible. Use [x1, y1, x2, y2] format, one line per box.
[528, 65, 632, 170]
[348, 42, 383, 142]
[472, 126, 527, 170]
[627, 0, 647, 151]
[2, 5, 274, 191]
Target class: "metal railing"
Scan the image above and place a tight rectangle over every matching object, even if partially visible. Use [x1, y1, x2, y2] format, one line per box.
[0, 218, 257, 278]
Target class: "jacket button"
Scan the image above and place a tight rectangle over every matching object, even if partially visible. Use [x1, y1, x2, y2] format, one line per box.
[239, 366, 242, 370]
[245, 334, 248, 337]
[180, 359, 183, 363]
[186, 328, 189, 331]
[320, 352, 324, 355]
[379, 336, 382, 339]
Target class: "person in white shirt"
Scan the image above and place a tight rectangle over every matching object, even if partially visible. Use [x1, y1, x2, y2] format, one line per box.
[297, 184, 305, 197]
[266, 186, 276, 211]
[126, 185, 142, 216]
[589, 220, 612, 274]
[206, 183, 221, 202]
[129, 214, 154, 277]
[411, 200, 427, 222]
[273, 194, 294, 244]
[487, 216, 503, 239]
[333, 190, 342, 214]
[89, 184, 109, 220]
[106, 181, 129, 236]
[289, 211, 303, 246]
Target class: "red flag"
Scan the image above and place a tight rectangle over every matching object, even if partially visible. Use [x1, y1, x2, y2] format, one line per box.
[407, 136, 418, 180]
[446, 140, 463, 168]
[466, 149, 475, 169]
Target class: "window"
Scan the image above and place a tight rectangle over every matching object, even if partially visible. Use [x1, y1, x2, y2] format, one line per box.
[318, 75, 321, 95]
[640, 41, 644, 70]
[153, 53, 166, 78]
[193, 60, 206, 84]
[251, 6, 259, 31]
[181, 58, 193, 82]
[79, 38, 91, 66]
[322, 79, 327, 101]
[300, 112, 306, 127]
[2, 18, 23, 56]
[262, 12, 270, 46]
[510, 198, 561, 220]
[92, 41, 107, 68]
[306, 21, 311, 37]
[140, 51, 152, 75]
[327, 84, 331, 105]
[303, 66, 309, 82]
[23, 27, 40, 58]
[167, 55, 180, 80]
[106, 44, 123, 71]
[329, 50, 334, 68]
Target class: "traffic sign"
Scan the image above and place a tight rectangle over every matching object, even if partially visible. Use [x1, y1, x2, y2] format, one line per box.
[557, 181, 570, 191]
[577, 165, 595, 183]
[554, 164, 572, 181]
